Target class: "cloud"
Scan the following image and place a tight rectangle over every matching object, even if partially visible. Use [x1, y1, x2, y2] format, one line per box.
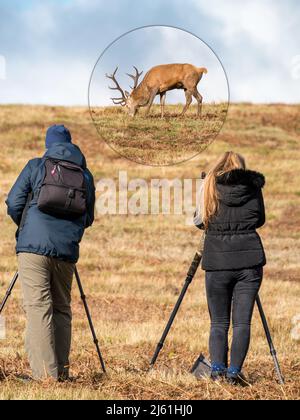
[89, 26, 229, 107]
[0, 0, 299, 104]
[192, 0, 300, 102]
[1, 57, 91, 105]
[198, 0, 281, 48]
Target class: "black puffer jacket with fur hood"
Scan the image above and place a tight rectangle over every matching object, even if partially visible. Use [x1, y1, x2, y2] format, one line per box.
[199, 169, 266, 271]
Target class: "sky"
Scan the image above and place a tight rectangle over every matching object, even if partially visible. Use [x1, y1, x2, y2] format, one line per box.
[89, 26, 229, 106]
[0, 0, 299, 105]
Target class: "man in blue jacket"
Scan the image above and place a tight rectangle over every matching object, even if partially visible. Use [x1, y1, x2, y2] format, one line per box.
[6, 125, 95, 381]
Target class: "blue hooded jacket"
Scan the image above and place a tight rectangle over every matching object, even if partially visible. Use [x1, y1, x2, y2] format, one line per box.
[6, 128, 95, 263]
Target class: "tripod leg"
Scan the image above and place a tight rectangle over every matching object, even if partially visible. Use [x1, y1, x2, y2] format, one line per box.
[0, 272, 18, 315]
[74, 267, 106, 373]
[256, 295, 284, 385]
[150, 251, 202, 367]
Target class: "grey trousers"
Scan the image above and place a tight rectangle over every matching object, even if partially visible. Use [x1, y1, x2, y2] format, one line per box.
[18, 253, 75, 380]
[205, 266, 263, 370]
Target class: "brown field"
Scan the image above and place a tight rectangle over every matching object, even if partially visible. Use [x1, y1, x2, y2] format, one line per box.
[90, 103, 227, 165]
[0, 103, 299, 400]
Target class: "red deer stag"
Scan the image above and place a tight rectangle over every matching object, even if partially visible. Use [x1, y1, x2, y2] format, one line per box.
[106, 63, 207, 118]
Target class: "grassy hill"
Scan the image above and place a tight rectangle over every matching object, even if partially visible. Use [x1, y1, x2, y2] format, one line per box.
[0, 103, 299, 400]
[90, 103, 227, 165]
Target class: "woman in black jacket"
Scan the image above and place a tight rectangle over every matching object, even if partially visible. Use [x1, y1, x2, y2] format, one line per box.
[195, 151, 266, 384]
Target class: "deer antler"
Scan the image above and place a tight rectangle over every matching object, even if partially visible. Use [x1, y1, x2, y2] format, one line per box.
[126, 66, 143, 90]
[106, 67, 127, 106]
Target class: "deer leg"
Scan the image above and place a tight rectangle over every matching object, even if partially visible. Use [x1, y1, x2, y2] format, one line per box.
[145, 90, 158, 117]
[193, 88, 203, 117]
[160, 92, 166, 118]
[180, 90, 193, 116]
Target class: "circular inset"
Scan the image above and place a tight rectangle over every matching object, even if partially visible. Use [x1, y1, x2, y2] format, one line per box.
[88, 25, 229, 166]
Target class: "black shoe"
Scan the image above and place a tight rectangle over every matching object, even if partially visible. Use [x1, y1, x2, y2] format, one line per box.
[226, 371, 248, 386]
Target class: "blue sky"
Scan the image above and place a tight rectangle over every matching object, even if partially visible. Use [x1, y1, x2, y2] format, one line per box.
[89, 26, 229, 106]
[0, 0, 299, 105]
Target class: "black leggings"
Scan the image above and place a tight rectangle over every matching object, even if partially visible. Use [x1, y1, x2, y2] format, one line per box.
[205, 266, 263, 370]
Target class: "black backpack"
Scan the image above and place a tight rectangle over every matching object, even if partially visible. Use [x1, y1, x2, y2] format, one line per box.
[37, 158, 87, 218]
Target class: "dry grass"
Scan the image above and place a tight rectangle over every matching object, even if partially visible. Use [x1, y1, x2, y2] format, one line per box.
[90, 103, 228, 165]
[0, 103, 299, 400]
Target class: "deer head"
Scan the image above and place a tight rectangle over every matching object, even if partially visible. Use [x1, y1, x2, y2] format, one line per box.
[106, 66, 143, 117]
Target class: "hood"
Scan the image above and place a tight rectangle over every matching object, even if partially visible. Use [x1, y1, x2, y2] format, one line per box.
[45, 125, 72, 149]
[216, 169, 265, 207]
[44, 142, 86, 169]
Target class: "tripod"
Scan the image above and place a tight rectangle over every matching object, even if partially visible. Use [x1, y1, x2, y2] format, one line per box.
[150, 250, 285, 385]
[0, 266, 106, 374]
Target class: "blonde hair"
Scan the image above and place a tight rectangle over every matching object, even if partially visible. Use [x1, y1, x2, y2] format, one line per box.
[202, 151, 246, 228]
